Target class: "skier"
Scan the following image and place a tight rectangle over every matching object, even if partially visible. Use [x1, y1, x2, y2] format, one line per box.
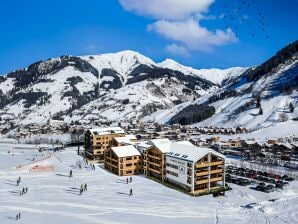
[22, 187, 25, 195]
[69, 170, 73, 177]
[84, 183, 87, 191]
[130, 177, 132, 183]
[80, 184, 84, 194]
[16, 214, 18, 220]
[129, 188, 133, 196]
[18, 213, 21, 219]
[25, 187, 28, 193]
[126, 178, 128, 184]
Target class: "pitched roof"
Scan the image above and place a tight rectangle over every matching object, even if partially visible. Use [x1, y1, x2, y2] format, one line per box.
[111, 145, 141, 158]
[148, 138, 172, 153]
[166, 141, 225, 162]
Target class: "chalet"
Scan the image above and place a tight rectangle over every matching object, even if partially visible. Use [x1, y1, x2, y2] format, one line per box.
[165, 142, 225, 195]
[84, 127, 125, 161]
[104, 145, 143, 176]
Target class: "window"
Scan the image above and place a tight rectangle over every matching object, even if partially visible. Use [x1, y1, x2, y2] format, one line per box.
[166, 163, 178, 169]
[166, 170, 178, 177]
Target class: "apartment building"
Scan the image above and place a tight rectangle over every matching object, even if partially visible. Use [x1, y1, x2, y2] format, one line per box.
[104, 145, 143, 176]
[165, 141, 225, 195]
[84, 127, 125, 161]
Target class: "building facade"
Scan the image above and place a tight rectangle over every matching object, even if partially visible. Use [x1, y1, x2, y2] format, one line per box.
[104, 145, 143, 176]
[84, 127, 125, 161]
[165, 142, 225, 195]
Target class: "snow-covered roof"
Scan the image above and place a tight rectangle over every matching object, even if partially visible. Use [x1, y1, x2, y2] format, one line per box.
[90, 127, 125, 136]
[148, 138, 172, 153]
[114, 135, 137, 145]
[166, 141, 225, 162]
[111, 145, 141, 158]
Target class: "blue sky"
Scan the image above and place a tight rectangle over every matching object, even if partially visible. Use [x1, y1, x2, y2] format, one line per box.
[0, 0, 297, 75]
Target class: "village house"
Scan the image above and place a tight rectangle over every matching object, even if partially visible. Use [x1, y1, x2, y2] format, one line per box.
[104, 145, 143, 176]
[84, 127, 125, 161]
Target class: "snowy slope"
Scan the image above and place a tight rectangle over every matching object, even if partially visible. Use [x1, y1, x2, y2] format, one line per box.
[147, 48, 298, 130]
[0, 144, 298, 224]
[158, 59, 247, 86]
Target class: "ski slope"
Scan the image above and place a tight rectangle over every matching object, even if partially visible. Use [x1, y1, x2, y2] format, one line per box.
[0, 144, 298, 224]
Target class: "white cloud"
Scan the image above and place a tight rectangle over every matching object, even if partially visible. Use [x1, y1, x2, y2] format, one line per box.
[119, 0, 238, 53]
[148, 19, 238, 51]
[165, 44, 189, 57]
[119, 0, 214, 20]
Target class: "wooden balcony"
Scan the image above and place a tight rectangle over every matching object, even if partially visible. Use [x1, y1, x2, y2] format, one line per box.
[148, 160, 162, 167]
[148, 167, 161, 174]
[196, 162, 209, 168]
[147, 154, 162, 160]
[210, 177, 223, 182]
[105, 160, 118, 169]
[210, 161, 224, 166]
[106, 156, 118, 163]
[195, 171, 209, 176]
[210, 169, 223, 174]
[195, 179, 209, 185]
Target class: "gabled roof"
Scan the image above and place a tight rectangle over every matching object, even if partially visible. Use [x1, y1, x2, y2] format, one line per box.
[166, 141, 225, 162]
[111, 145, 141, 158]
[148, 138, 172, 153]
[89, 127, 125, 136]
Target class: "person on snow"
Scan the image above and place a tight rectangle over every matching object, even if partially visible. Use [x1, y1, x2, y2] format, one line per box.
[84, 183, 87, 191]
[22, 187, 25, 195]
[69, 170, 73, 177]
[126, 178, 128, 184]
[130, 177, 132, 183]
[129, 188, 133, 196]
[25, 187, 28, 193]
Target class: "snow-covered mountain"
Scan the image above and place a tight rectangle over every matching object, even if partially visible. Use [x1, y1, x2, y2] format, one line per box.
[0, 50, 217, 126]
[1, 41, 297, 130]
[145, 41, 298, 130]
[158, 59, 247, 86]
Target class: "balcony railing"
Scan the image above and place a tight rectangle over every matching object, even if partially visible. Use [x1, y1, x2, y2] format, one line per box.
[210, 161, 224, 166]
[210, 169, 223, 174]
[148, 160, 162, 167]
[196, 162, 209, 168]
[147, 154, 162, 160]
[210, 177, 223, 182]
[148, 167, 161, 174]
[195, 179, 209, 184]
[195, 171, 209, 176]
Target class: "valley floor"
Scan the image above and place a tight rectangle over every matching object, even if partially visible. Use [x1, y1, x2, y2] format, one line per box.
[0, 144, 297, 224]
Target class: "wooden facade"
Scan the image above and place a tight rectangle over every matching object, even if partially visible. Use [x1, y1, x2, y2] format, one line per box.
[143, 146, 167, 181]
[84, 129, 125, 161]
[193, 153, 225, 195]
[104, 147, 143, 176]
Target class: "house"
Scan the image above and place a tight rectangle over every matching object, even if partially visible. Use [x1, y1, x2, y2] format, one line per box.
[164, 141, 225, 195]
[84, 127, 125, 161]
[104, 145, 143, 176]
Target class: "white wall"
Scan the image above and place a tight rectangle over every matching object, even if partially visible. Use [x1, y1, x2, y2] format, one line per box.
[165, 156, 192, 187]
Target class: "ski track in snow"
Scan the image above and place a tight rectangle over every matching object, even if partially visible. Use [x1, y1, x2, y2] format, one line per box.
[0, 144, 298, 224]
